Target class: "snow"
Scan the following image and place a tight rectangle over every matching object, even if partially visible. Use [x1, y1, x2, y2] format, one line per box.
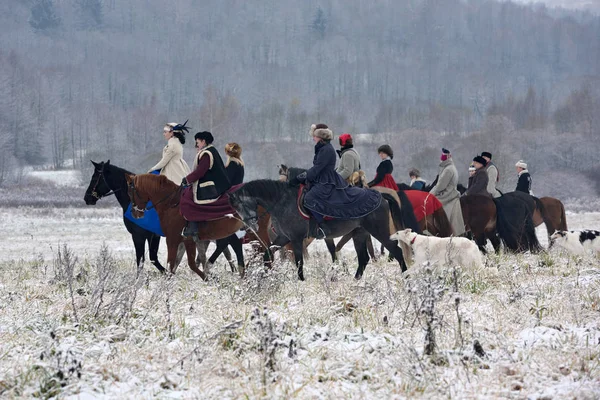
[0, 206, 599, 398]
[26, 169, 82, 187]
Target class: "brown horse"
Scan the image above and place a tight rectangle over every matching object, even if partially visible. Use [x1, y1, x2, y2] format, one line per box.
[125, 173, 271, 278]
[532, 197, 568, 242]
[460, 194, 500, 252]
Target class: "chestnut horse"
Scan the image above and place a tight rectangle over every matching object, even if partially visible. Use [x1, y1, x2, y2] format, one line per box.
[124, 173, 271, 278]
[532, 197, 568, 243]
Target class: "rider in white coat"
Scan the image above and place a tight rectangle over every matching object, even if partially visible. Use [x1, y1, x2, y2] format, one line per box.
[148, 121, 191, 184]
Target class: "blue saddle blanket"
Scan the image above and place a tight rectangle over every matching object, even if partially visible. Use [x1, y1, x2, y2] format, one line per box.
[123, 170, 165, 237]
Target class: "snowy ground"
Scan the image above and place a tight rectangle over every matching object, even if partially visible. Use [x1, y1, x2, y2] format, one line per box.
[0, 207, 599, 398]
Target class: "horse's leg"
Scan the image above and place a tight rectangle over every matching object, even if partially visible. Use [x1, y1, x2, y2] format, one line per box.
[227, 235, 245, 277]
[166, 236, 183, 274]
[148, 235, 166, 273]
[325, 238, 337, 262]
[265, 235, 291, 266]
[352, 230, 370, 280]
[366, 235, 376, 261]
[194, 239, 209, 269]
[475, 232, 488, 254]
[207, 237, 233, 274]
[291, 239, 305, 281]
[334, 232, 353, 253]
[364, 213, 407, 272]
[222, 245, 236, 271]
[487, 231, 501, 253]
[132, 233, 146, 270]
[184, 238, 206, 280]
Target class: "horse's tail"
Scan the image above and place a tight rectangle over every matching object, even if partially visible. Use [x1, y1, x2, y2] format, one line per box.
[494, 198, 518, 251]
[533, 196, 544, 216]
[395, 191, 422, 234]
[559, 200, 568, 231]
[432, 207, 453, 237]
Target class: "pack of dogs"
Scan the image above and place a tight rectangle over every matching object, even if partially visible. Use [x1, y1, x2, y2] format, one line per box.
[390, 228, 600, 274]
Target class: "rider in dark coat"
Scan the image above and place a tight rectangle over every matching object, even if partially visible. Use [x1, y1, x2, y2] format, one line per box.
[466, 156, 491, 196]
[291, 123, 381, 239]
[515, 160, 532, 194]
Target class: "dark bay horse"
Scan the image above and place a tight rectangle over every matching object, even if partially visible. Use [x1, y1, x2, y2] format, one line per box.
[229, 180, 421, 280]
[84, 161, 236, 272]
[84, 161, 165, 273]
[125, 173, 271, 278]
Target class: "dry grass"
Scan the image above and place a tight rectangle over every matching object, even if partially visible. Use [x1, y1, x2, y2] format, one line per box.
[0, 243, 599, 399]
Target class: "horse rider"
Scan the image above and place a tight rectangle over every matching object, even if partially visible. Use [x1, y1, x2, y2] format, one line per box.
[148, 121, 191, 184]
[515, 160, 533, 194]
[430, 148, 465, 235]
[481, 151, 501, 198]
[335, 133, 361, 183]
[290, 123, 380, 239]
[409, 168, 427, 190]
[466, 156, 491, 196]
[224, 142, 244, 185]
[180, 131, 232, 237]
[368, 144, 399, 190]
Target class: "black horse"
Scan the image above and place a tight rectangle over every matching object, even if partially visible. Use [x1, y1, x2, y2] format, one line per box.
[84, 160, 166, 273]
[84, 161, 237, 273]
[229, 179, 421, 280]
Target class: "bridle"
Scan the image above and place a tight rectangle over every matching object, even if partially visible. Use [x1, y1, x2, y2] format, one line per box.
[128, 178, 182, 215]
[89, 164, 119, 200]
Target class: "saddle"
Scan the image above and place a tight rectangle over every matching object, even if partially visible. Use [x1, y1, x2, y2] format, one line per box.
[297, 185, 333, 221]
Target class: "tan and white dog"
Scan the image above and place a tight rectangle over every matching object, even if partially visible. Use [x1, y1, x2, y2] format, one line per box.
[390, 229, 486, 274]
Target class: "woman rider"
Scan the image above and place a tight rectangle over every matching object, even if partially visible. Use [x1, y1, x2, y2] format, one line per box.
[148, 121, 191, 184]
[290, 123, 380, 239]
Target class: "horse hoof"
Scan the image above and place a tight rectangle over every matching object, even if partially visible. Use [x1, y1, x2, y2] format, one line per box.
[354, 273, 363, 280]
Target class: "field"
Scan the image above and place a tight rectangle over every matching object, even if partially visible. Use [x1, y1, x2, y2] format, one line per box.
[1, 207, 599, 399]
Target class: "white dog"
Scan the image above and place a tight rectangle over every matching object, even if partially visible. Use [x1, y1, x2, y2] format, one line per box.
[550, 230, 600, 257]
[390, 229, 485, 274]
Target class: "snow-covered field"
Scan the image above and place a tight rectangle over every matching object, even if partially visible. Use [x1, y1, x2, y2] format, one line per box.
[1, 207, 599, 398]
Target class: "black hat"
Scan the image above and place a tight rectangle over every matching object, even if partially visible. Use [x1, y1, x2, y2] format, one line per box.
[378, 144, 394, 159]
[442, 148, 450, 154]
[473, 156, 487, 166]
[481, 151, 492, 159]
[194, 131, 214, 144]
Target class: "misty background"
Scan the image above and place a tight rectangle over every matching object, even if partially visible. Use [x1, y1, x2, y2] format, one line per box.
[1, 0, 599, 202]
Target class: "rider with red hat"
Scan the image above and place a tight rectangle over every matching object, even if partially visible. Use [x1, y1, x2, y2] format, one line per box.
[335, 133, 361, 181]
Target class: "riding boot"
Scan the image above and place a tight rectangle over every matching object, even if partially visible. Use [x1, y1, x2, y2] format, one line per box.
[182, 221, 199, 238]
[308, 218, 326, 240]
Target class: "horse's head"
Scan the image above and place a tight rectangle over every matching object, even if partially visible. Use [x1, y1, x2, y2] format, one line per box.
[278, 164, 288, 182]
[125, 173, 148, 219]
[229, 189, 260, 231]
[84, 160, 112, 205]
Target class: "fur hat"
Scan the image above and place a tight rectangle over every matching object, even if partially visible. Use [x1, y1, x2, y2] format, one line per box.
[194, 131, 214, 144]
[339, 133, 353, 146]
[481, 151, 492, 159]
[515, 160, 528, 169]
[225, 142, 242, 158]
[310, 123, 333, 141]
[473, 156, 487, 167]
[378, 144, 394, 159]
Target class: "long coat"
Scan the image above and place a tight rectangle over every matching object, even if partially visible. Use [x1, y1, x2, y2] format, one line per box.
[301, 141, 381, 219]
[335, 146, 361, 180]
[430, 158, 465, 235]
[467, 168, 491, 196]
[485, 162, 501, 198]
[148, 137, 190, 184]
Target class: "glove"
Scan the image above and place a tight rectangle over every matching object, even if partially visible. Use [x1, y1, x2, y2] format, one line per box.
[181, 177, 189, 186]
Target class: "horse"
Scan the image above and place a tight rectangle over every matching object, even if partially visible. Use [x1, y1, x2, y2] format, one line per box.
[532, 197, 568, 243]
[395, 183, 453, 237]
[124, 173, 271, 278]
[229, 179, 421, 280]
[278, 165, 379, 261]
[84, 161, 237, 273]
[84, 160, 165, 273]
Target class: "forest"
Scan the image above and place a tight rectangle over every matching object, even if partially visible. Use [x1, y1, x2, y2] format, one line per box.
[1, 0, 599, 198]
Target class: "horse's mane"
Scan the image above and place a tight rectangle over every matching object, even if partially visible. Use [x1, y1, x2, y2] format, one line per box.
[237, 179, 292, 202]
[104, 162, 133, 177]
[134, 173, 179, 195]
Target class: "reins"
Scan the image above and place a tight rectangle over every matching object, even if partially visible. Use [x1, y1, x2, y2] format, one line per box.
[90, 165, 120, 200]
[129, 179, 182, 213]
